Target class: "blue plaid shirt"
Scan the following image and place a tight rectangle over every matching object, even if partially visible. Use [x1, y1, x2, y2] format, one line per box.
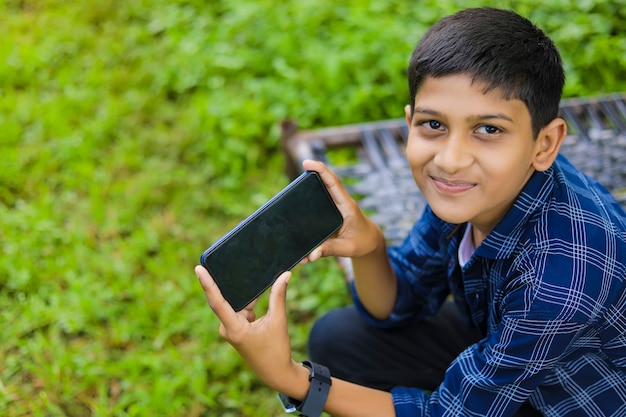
[352, 155, 626, 416]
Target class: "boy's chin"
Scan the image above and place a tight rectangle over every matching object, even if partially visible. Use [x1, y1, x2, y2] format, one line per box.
[429, 203, 473, 225]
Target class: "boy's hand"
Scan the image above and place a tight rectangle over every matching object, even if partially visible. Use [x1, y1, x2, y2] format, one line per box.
[301, 159, 385, 262]
[195, 265, 304, 394]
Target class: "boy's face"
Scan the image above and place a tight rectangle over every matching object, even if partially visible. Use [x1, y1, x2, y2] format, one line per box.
[405, 74, 545, 242]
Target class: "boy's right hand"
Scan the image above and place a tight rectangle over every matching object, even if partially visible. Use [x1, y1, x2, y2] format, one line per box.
[301, 159, 385, 262]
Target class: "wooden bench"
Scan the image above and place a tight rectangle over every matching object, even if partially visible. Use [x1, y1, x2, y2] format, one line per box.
[281, 93, 626, 250]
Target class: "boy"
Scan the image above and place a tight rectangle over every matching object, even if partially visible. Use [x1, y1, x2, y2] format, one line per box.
[196, 7, 626, 417]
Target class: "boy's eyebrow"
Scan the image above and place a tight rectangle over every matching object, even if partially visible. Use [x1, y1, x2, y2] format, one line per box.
[469, 113, 515, 123]
[413, 107, 514, 123]
[413, 107, 443, 117]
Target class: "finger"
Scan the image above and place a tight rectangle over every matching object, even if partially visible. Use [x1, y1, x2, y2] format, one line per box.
[240, 308, 257, 323]
[267, 271, 291, 322]
[303, 230, 352, 260]
[240, 301, 258, 322]
[302, 158, 326, 172]
[308, 247, 323, 262]
[300, 247, 321, 263]
[302, 159, 353, 209]
[308, 239, 349, 260]
[195, 265, 241, 329]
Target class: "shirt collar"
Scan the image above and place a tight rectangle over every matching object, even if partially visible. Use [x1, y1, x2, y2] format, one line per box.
[476, 164, 556, 260]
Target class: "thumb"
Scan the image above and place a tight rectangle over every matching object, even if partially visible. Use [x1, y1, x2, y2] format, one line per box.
[267, 271, 291, 320]
[309, 240, 338, 260]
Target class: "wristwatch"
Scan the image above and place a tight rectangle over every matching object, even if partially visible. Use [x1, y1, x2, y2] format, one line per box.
[277, 361, 332, 416]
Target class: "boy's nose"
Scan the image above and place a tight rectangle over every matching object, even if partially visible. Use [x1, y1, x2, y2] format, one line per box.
[432, 133, 473, 174]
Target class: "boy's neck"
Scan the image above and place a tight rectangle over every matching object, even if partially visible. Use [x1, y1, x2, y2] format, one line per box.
[471, 223, 487, 248]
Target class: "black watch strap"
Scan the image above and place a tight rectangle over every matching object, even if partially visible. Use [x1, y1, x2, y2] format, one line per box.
[298, 361, 332, 417]
[278, 361, 332, 417]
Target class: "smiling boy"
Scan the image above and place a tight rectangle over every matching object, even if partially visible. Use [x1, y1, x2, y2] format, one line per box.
[196, 7, 626, 417]
[406, 74, 552, 246]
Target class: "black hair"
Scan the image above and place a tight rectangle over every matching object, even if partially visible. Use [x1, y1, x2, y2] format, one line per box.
[407, 8, 565, 138]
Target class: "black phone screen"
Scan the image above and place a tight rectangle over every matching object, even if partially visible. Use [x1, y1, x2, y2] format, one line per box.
[200, 171, 343, 311]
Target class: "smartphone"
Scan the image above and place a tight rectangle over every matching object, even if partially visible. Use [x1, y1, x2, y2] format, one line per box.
[200, 170, 343, 311]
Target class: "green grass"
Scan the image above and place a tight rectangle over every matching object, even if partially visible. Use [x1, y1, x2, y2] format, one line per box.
[1, 0, 625, 415]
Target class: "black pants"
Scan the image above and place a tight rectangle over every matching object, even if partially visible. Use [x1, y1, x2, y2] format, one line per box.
[308, 300, 541, 416]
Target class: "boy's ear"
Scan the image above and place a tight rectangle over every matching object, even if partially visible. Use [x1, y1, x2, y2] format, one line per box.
[404, 104, 412, 127]
[532, 118, 567, 172]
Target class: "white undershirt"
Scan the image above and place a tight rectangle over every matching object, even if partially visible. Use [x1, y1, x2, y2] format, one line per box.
[458, 223, 476, 267]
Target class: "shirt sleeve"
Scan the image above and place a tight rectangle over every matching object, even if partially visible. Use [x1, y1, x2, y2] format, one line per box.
[350, 205, 453, 328]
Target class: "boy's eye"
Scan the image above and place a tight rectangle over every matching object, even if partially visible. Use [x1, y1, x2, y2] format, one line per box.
[421, 120, 443, 130]
[476, 125, 501, 135]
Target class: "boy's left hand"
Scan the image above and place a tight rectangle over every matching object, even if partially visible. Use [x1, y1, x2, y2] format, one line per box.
[195, 265, 302, 394]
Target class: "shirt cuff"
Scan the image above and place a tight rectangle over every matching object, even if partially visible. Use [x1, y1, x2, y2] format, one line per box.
[391, 386, 430, 417]
[349, 280, 416, 328]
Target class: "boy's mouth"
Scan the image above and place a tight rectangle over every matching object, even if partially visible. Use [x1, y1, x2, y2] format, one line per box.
[430, 176, 476, 194]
